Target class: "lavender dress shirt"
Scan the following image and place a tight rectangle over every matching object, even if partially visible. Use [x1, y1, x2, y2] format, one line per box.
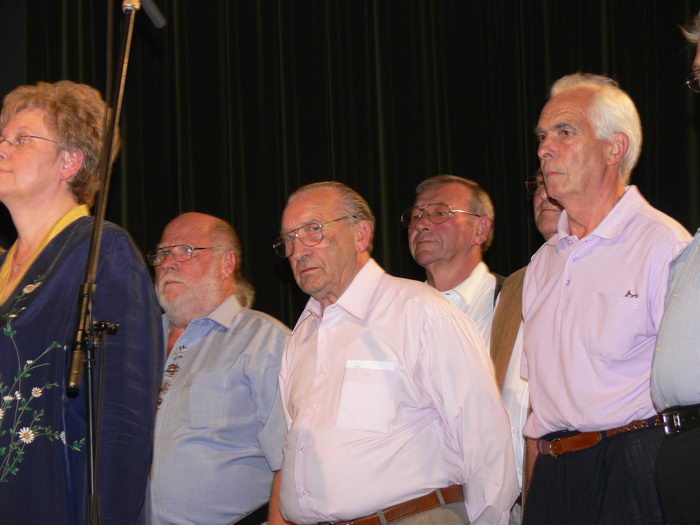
[522, 186, 690, 438]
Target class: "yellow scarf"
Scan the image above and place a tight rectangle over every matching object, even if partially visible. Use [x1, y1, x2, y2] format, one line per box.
[0, 205, 90, 304]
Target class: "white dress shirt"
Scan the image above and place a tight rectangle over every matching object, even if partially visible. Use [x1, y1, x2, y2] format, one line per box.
[500, 324, 528, 488]
[442, 261, 497, 349]
[279, 259, 517, 525]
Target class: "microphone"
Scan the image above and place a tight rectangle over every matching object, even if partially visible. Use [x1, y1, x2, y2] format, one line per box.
[122, 0, 167, 29]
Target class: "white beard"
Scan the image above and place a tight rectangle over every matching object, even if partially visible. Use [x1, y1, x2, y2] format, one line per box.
[156, 262, 223, 327]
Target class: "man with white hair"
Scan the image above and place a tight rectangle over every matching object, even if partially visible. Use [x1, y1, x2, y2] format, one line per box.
[147, 212, 289, 525]
[522, 74, 690, 524]
[650, 13, 700, 523]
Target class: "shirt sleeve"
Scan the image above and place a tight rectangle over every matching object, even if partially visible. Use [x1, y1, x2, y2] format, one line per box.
[91, 227, 164, 525]
[248, 324, 288, 471]
[415, 309, 519, 525]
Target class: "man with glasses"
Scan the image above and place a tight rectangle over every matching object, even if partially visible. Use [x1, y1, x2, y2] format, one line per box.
[403, 175, 500, 348]
[147, 212, 289, 525]
[522, 73, 690, 525]
[490, 171, 562, 524]
[274, 181, 517, 525]
[650, 13, 700, 523]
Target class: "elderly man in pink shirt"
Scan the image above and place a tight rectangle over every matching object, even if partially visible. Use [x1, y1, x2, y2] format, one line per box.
[521, 73, 690, 524]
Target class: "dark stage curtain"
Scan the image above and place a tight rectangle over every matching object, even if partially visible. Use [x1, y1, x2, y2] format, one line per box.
[2, 1, 699, 327]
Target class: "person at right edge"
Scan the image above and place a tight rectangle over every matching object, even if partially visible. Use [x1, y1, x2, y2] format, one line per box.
[651, 11, 700, 524]
[521, 73, 690, 524]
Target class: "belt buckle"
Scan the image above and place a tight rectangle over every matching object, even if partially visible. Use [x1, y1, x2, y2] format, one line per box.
[548, 437, 562, 458]
[662, 412, 681, 435]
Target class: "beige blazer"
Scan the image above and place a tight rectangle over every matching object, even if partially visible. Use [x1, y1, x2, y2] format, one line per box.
[490, 266, 526, 390]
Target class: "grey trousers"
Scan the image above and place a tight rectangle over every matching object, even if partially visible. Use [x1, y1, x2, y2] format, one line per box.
[392, 502, 468, 525]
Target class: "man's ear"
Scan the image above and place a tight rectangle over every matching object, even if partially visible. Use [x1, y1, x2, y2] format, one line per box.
[607, 132, 629, 167]
[473, 216, 493, 247]
[354, 220, 374, 253]
[59, 149, 85, 182]
[221, 250, 236, 280]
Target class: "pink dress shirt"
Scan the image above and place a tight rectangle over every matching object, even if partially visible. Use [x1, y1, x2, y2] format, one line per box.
[522, 186, 690, 438]
[280, 259, 518, 524]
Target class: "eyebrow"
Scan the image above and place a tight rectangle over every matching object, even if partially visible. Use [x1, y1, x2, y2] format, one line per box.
[534, 121, 577, 136]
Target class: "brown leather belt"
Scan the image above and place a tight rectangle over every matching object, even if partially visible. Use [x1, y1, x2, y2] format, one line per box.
[319, 485, 464, 525]
[537, 415, 663, 457]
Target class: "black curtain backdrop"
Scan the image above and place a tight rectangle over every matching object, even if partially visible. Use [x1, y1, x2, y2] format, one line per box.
[2, 0, 700, 327]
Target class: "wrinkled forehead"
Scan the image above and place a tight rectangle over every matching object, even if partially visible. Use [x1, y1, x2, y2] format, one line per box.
[415, 182, 472, 208]
[159, 218, 211, 247]
[538, 88, 595, 128]
[282, 188, 343, 231]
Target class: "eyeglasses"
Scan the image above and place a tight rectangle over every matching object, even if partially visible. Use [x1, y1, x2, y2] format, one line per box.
[524, 175, 545, 196]
[400, 203, 480, 229]
[0, 135, 60, 152]
[686, 72, 700, 93]
[147, 244, 223, 266]
[273, 214, 357, 258]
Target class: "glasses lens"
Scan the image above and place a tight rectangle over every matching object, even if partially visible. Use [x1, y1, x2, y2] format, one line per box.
[426, 203, 452, 224]
[171, 245, 194, 262]
[273, 238, 290, 258]
[525, 176, 544, 195]
[687, 73, 700, 93]
[147, 250, 161, 266]
[298, 224, 324, 247]
[400, 208, 420, 228]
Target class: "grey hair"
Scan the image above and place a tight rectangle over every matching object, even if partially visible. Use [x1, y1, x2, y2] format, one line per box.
[415, 174, 495, 250]
[682, 11, 700, 43]
[550, 73, 642, 184]
[287, 181, 376, 252]
[209, 219, 255, 308]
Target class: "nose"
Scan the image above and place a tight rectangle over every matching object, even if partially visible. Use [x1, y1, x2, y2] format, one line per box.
[290, 236, 311, 260]
[0, 139, 11, 159]
[159, 251, 180, 271]
[538, 136, 554, 160]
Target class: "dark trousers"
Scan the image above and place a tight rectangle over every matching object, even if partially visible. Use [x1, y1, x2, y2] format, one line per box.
[523, 426, 664, 525]
[656, 426, 700, 525]
[234, 504, 269, 525]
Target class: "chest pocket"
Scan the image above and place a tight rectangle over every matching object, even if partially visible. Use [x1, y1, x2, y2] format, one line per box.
[583, 291, 643, 359]
[336, 365, 399, 433]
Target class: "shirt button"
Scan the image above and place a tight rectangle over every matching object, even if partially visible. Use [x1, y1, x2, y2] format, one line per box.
[320, 367, 327, 374]
[565, 279, 571, 286]
[299, 446, 305, 452]
[511, 428, 517, 434]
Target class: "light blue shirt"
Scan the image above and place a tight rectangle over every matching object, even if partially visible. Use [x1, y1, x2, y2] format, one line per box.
[150, 295, 289, 525]
[652, 228, 700, 410]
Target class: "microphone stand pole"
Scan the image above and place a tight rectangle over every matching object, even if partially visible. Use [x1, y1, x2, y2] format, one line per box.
[65, 2, 166, 525]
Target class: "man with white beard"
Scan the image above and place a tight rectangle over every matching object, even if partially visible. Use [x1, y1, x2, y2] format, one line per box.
[147, 212, 289, 525]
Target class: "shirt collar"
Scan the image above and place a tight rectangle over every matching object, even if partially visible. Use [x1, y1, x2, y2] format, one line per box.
[294, 258, 384, 331]
[547, 185, 644, 245]
[162, 294, 242, 333]
[444, 261, 489, 305]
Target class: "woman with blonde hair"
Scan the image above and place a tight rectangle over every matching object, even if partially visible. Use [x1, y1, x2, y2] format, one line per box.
[0, 80, 161, 524]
